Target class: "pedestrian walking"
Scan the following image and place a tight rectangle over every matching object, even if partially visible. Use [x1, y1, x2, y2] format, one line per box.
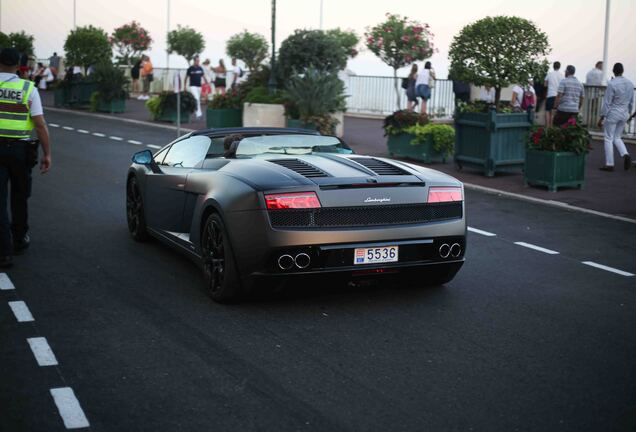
[598, 63, 633, 171]
[184, 55, 209, 119]
[415, 61, 435, 115]
[139, 55, 153, 100]
[553, 65, 584, 127]
[478, 85, 495, 104]
[213, 59, 227, 96]
[48, 52, 60, 79]
[130, 58, 142, 94]
[585, 61, 604, 86]
[450, 73, 471, 106]
[227, 58, 242, 90]
[544, 61, 564, 127]
[0, 48, 52, 268]
[405, 64, 419, 112]
[511, 79, 536, 113]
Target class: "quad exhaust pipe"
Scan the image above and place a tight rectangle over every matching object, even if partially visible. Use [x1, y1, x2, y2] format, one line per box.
[439, 243, 462, 259]
[278, 253, 312, 270]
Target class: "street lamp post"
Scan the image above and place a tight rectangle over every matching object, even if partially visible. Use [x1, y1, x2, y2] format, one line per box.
[601, 0, 610, 84]
[319, 0, 324, 30]
[267, 0, 277, 94]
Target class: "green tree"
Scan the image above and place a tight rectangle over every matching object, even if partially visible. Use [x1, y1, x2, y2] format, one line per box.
[448, 16, 550, 106]
[326, 28, 359, 59]
[167, 25, 205, 64]
[111, 21, 153, 66]
[0, 33, 10, 50]
[365, 14, 435, 110]
[8, 31, 35, 56]
[226, 30, 268, 73]
[64, 25, 112, 70]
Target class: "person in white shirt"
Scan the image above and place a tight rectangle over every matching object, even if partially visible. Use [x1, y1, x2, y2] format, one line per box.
[478, 85, 495, 104]
[511, 80, 536, 111]
[415, 61, 435, 115]
[226, 58, 242, 90]
[544, 61, 564, 126]
[585, 61, 603, 86]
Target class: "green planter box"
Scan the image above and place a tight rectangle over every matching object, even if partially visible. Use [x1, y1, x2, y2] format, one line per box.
[387, 133, 446, 163]
[97, 98, 126, 113]
[206, 108, 242, 128]
[67, 82, 96, 107]
[286, 118, 318, 131]
[524, 149, 586, 192]
[53, 88, 67, 107]
[454, 110, 533, 176]
[159, 107, 191, 124]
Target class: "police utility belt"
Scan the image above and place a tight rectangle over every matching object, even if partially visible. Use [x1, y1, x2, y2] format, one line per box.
[0, 137, 39, 168]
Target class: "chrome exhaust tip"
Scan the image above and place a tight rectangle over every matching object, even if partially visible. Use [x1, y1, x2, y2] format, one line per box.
[278, 254, 295, 271]
[450, 243, 462, 258]
[439, 244, 451, 259]
[294, 253, 311, 269]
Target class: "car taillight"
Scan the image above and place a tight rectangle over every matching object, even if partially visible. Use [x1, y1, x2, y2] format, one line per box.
[265, 192, 321, 210]
[427, 186, 463, 203]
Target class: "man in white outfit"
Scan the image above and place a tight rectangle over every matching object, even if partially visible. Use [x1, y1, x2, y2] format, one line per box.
[598, 63, 633, 171]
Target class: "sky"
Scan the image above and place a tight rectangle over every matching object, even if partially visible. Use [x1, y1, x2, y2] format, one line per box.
[2, 0, 635, 82]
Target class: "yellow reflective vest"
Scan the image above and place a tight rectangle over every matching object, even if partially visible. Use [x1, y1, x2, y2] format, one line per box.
[0, 78, 34, 139]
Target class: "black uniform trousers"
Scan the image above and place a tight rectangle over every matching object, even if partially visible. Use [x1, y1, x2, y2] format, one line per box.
[0, 139, 31, 256]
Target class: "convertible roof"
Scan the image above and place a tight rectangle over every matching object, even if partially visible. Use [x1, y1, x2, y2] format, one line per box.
[192, 127, 321, 137]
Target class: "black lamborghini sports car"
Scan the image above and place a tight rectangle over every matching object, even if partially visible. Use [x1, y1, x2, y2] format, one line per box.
[127, 128, 466, 302]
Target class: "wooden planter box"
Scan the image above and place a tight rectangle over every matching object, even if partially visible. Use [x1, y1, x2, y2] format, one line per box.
[97, 98, 126, 113]
[524, 149, 586, 192]
[159, 107, 191, 124]
[54, 88, 67, 107]
[454, 110, 533, 176]
[206, 108, 242, 128]
[67, 82, 97, 107]
[387, 133, 446, 163]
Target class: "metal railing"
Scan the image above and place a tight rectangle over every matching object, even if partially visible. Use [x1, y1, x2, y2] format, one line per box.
[581, 85, 635, 137]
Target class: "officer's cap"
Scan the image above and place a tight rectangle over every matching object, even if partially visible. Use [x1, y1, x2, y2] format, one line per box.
[0, 48, 20, 66]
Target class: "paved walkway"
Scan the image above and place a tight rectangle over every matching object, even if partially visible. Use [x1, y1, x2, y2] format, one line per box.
[41, 92, 636, 219]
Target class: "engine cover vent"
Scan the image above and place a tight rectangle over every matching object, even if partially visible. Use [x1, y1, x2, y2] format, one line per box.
[349, 157, 409, 176]
[268, 159, 329, 178]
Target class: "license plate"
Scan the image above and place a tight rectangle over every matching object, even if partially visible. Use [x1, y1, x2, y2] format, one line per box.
[353, 246, 399, 265]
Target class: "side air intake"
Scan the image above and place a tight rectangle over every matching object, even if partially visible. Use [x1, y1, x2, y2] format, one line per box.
[268, 159, 329, 178]
[349, 157, 408, 176]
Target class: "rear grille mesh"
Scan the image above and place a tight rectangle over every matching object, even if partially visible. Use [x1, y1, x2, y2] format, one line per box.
[267, 159, 328, 177]
[349, 157, 408, 176]
[268, 202, 462, 229]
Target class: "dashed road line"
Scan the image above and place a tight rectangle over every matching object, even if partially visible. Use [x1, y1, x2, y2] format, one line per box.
[50, 387, 90, 429]
[27, 337, 59, 366]
[49, 123, 59, 127]
[581, 261, 634, 277]
[8, 301, 34, 322]
[62, 126, 74, 131]
[77, 129, 90, 134]
[128, 139, 142, 145]
[0, 273, 15, 290]
[92, 132, 106, 137]
[147, 144, 161, 149]
[514, 241, 559, 255]
[109, 136, 123, 141]
[467, 226, 497, 237]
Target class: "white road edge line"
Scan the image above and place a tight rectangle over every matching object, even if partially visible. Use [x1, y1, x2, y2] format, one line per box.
[146, 144, 161, 149]
[92, 132, 106, 137]
[127, 139, 142, 145]
[109, 136, 123, 141]
[0, 273, 15, 290]
[62, 126, 74, 131]
[8, 301, 34, 322]
[467, 226, 497, 237]
[76, 129, 90, 134]
[50, 387, 90, 429]
[49, 123, 59, 127]
[581, 261, 634, 277]
[514, 241, 559, 255]
[27, 337, 58, 366]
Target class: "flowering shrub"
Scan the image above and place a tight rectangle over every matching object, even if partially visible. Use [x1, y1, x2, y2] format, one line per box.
[527, 117, 590, 154]
[111, 21, 152, 65]
[382, 110, 429, 136]
[365, 14, 435, 110]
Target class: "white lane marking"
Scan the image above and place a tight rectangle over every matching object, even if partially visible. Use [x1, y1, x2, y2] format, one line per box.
[50, 387, 90, 429]
[49, 123, 60, 127]
[127, 139, 142, 145]
[467, 226, 497, 237]
[8, 301, 34, 322]
[0, 273, 15, 290]
[27, 337, 58, 366]
[77, 129, 90, 134]
[147, 144, 161, 149]
[109, 136, 123, 141]
[92, 132, 106, 137]
[62, 126, 74, 131]
[581, 261, 634, 277]
[514, 241, 559, 255]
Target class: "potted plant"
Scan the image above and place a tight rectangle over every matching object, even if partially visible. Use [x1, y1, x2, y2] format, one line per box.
[448, 16, 550, 176]
[206, 89, 243, 128]
[384, 110, 429, 159]
[403, 123, 455, 163]
[524, 117, 590, 191]
[146, 91, 196, 123]
[242, 86, 287, 128]
[89, 62, 129, 113]
[285, 68, 347, 135]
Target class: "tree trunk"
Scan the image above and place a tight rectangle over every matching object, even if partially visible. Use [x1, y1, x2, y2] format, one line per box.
[495, 87, 501, 107]
[393, 68, 401, 111]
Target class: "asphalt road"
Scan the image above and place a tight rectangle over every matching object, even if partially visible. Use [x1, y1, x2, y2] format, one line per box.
[1, 111, 636, 432]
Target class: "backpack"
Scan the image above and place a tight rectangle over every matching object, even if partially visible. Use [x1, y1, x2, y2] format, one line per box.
[521, 89, 534, 110]
[239, 67, 244, 78]
[401, 78, 409, 90]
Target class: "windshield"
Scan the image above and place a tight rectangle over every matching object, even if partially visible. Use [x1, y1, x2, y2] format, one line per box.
[235, 134, 353, 157]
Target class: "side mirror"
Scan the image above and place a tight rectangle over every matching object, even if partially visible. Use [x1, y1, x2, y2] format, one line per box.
[132, 149, 154, 165]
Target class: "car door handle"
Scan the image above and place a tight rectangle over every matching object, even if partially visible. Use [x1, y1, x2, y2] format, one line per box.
[176, 183, 185, 188]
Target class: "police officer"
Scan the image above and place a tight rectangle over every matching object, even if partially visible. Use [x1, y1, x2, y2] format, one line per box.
[0, 48, 51, 268]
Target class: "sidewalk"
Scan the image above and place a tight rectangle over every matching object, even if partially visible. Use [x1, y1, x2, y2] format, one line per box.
[42, 92, 636, 220]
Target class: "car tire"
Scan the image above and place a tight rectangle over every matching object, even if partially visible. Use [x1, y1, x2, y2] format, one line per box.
[201, 213, 242, 303]
[126, 177, 150, 242]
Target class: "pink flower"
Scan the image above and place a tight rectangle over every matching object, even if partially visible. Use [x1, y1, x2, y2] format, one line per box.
[401, 35, 410, 42]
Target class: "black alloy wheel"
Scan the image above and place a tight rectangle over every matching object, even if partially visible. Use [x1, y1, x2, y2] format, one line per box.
[201, 213, 240, 302]
[126, 177, 149, 241]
